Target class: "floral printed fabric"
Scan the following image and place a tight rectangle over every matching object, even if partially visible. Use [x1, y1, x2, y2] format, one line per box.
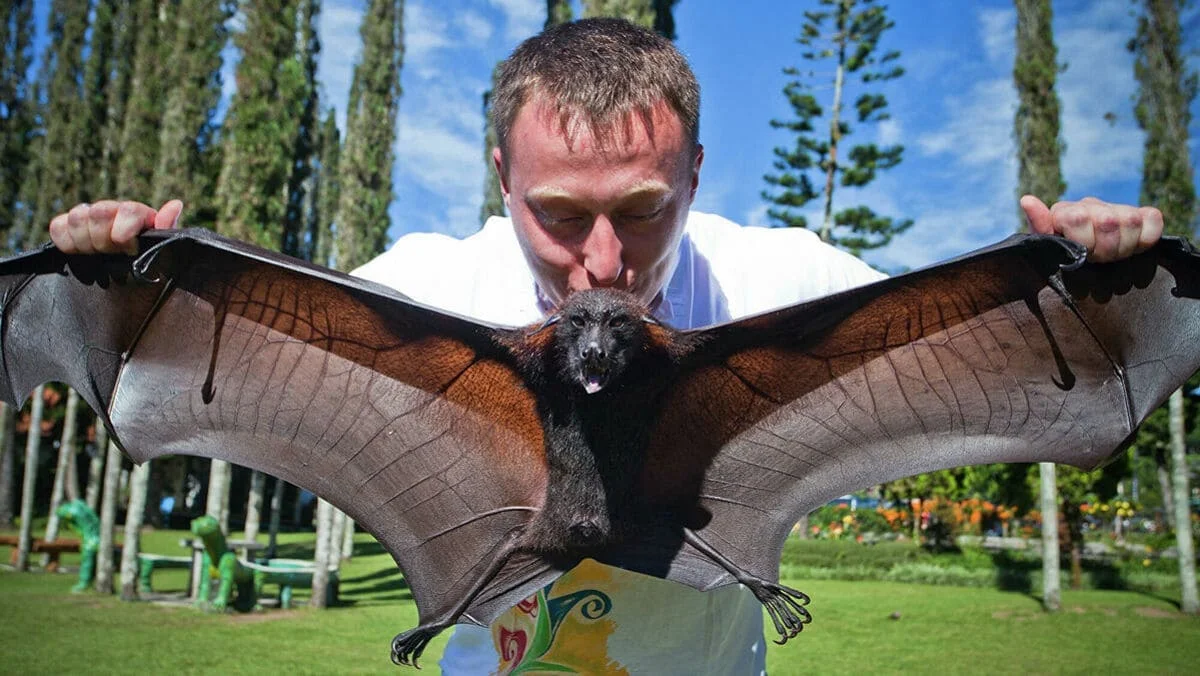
[493, 560, 629, 675]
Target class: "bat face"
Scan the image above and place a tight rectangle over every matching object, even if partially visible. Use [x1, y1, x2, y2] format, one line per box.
[550, 289, 656, 395]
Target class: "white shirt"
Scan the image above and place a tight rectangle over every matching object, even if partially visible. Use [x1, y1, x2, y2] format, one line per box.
[354, 211, 883, 675]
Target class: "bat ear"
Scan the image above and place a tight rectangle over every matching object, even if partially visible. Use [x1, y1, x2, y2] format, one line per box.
[641, 314, 660, 326]
[527, 313, 560, 337]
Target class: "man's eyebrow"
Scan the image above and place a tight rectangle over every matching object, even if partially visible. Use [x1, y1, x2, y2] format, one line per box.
[526, 180, 673, 203]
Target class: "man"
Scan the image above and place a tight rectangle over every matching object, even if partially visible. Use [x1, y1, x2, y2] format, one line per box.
[51, 17, 1162, 675]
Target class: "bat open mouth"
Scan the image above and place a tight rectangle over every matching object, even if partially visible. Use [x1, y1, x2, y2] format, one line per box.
[580, 356, 610, 394]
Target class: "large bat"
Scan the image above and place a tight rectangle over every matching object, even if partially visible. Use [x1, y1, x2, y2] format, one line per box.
[3, 229, 1198, 665]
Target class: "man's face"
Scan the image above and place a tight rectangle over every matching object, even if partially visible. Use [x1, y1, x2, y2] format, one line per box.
[495, 95, 703, 309]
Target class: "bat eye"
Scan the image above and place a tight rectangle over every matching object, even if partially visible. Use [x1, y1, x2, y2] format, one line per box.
[609, 316, 626, 328]
[570, 316, 586, 328]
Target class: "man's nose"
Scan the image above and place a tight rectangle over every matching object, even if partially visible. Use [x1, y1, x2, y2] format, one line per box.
[582, 216, 623, 286]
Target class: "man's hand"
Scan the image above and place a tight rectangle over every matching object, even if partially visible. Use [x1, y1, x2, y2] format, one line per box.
[48, 199, 183, 255]
[1021, 195, 1163, 263]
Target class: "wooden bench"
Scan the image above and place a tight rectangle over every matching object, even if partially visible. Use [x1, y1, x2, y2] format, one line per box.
[0, 535, 82, 572]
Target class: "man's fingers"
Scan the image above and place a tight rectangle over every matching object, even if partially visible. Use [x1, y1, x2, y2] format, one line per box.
[48, 211, 72, 251]
[154, 199, 183, 230]
[86, 200, 121, 253]
[1136, 206, 1164, 251]
[1088, 202, 1122, 263]
[1050, 201, 1095, 254]
[1020, 194, 1054, 234]
[112, 201, 159, 253]
[65, 203, 96, 254]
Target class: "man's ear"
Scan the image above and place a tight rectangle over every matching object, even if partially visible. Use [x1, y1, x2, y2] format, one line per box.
[492, 147, 510, 206]
[689, 144, 704, 202]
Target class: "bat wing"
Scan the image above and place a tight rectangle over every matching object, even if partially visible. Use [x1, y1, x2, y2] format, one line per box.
[0, 229, 561, 626]
[632, 235, 1200, 592]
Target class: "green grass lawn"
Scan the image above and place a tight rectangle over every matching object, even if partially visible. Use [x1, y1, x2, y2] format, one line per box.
[2, 529, 1197, 674]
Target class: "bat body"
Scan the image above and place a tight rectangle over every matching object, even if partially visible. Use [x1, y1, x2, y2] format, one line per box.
[3, 228, 1199, 666]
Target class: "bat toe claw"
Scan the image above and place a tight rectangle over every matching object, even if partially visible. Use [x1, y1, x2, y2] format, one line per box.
[391, 625, 444, 668]
[748, 580, 812, 645]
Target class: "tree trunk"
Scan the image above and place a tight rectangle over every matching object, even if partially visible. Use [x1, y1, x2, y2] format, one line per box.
[206, 459, 232, 532]
[44, 389, 82, 557]
[1168, 388, 1198, 614]
[120, 461, 150, 600]
[341, 516, 355, 559]
[330, 509, 347, 567]
[1039, 462, 1060, 611]
[1156, 449, 1175, 529]
[267, 476, 285, 558]
[16, 385, 45, 571]
[311, 498, 334, 608]
[95, 430, 122, 594]
[85, 432, 106, 511]
[244, 470, 265, 542]
[820, 7, 847, 243]
[0, 402, 16, 527]
[65, 441, 80, 502]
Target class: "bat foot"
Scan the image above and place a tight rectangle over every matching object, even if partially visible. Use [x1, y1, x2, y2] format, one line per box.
[390, 624, 445, 668]
[744, 579, 811, 644]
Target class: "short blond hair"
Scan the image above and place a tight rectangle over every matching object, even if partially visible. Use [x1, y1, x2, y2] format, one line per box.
[490, 18, 700, 165]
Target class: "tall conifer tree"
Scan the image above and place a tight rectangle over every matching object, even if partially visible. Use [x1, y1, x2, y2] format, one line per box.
[0, 1, 36, 245]
[216, 0, 308, 249]
[1130, 0, 1198, 616]
[762, 0, 909, 255]
[0, 1, 34, 527]
[153, 0, 233, 219]
[23, 0, 91, 246]
[117, 0, 172, 202]
[311, 109, 340, 267]
[332, 0, 404, 272]
[283, 0, 322, 259]
[1013, 0, 1065, 612]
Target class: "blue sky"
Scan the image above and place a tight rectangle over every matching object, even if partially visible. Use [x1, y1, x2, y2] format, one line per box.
[31, 0, 1200, 271]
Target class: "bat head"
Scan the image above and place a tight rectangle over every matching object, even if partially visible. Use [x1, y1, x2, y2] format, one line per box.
[551, 289, 657, 395]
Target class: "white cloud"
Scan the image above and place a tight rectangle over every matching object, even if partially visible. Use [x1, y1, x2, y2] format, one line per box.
[877, 119, 901, 147]
[978, 8, 1014, 64]
[916, 77, 1016, 170]
[406, 2, 452, 78]
[395, 114, 485, 204]
[488, 0, 543, 42]
[1055, 9, 1144, 192]
[460, 11, 494, 43]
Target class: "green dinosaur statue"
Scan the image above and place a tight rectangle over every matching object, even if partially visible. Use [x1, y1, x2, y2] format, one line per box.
[55, 500, 100, 593]
[191, 515, 255, 611]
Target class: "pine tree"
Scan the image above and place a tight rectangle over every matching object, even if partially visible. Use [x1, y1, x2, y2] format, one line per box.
[216, 0, 308, 249]
[332, 0, 404, 271]
[762, 0, 910, 256]
[1014, 0, 1066, 216]
[311, 109, 340, 267]
[153, 0, 234, 220]
[582, 0, 680, 37]
[117, 0, 172, 202]
[283, 0, 322, 259]
[0, 1, 36, 247]
[94, 0, 138, 198]
[1129, 0, 1198, 616]
[23, 0, 91, 247]
[78, 0, 118, 201]
[1013, 0, 1066, 612]
[479, 65, 506, 225]
[547, 0, 573, 27]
